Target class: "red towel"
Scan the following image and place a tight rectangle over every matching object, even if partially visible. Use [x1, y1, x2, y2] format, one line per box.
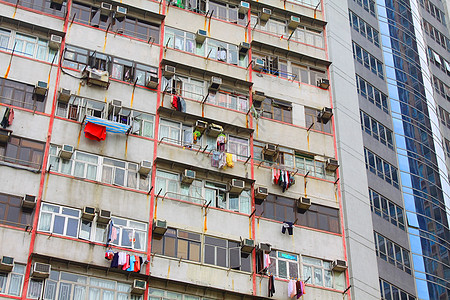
[84, 122, 106, 141]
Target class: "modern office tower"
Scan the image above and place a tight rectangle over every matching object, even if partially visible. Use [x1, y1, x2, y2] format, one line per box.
[346, 0, 450, 298]
[0, 0, 367, 300]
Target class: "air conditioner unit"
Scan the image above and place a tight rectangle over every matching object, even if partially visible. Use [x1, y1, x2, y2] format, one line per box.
[239, 1, 250, 13]
[263, 144, 278, 156]
[296, 197, 311, 210]
[230, 179, 245, 194]
[22, 194, 36, 209]
[146, 75, 158, 89]
[181, 169, 196, 184]
[194, 120, 208, 134]
[207, 123, 223, 137]
[116, 6, 127, 18]
[317, 78, 330, 89]
[58, 144, 74, 160]
[260, 8, 272, 22]
[138, 160, 152, 176]
[241, 238, 255, 253]
[131, 279, 146, 295]
[108, 100, 122, 116]
[82, 206, 96, 221]
[209, 76, 222, 91]
[258, 243, 271, 253]
[32, 262, 51, 279]
[0, 256, 14, 272]
[332, 259, 347, 272]
[87, 70, 110, 87]
[100, 2, 113, 15]
[34, 81, 48, 96]
[252, 90, 265, 103]
[288, 15, 300, 29]
[153, 219, 167, 235]
[326, 158, 339, 171]
[163, 65, 176, 78]
[58, 88, 71, 103]
[255, 186, 268, 204]
[252, 58, 265, 72]
[49, 34, 62, 50]
[239, 42, 250, 55]
[0, 128, 12, 143]
[97, 210, 111, 224]
[318, 107, 333, 124]
[195, 29, 207, 44]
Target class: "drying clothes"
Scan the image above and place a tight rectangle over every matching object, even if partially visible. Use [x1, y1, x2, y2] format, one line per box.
[134, 256, 142, 272]
[282, 221, 294, 235]
[218, 152, 226, 169]
[296, 281, 305, 299]
[226, 153, 234, 168]
[263, 253, 271, 269]
[122, 254, 130, 270]
[268, 275, 275, 297]
[126, 255, 136, 272]
[110, 252, 119, 268]
[171, 95, 178, 110]
[105, 249, 114, 260]
[7, 108, 13, 127]
[216, 133, 226, 152]
[179, 96, 186, 113]
[288, 280, 296, 298]
[1, 107, 13, 128]
[118, 252, 127, 266]
[211, 151, 221, 167]
[84, 122, 106, 141]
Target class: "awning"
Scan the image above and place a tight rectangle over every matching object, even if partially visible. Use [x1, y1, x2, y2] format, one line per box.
[432, 51, 441, 64]
[85, 116, 131, 134]
[444, 60, 450, 72]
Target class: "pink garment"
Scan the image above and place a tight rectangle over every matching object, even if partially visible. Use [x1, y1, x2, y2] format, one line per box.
[288, 280, 296, 298]
[117, 252, 127, 266]
[8, 108, 14, 126]
[263, 253, 271, 269]
[122, 254, 130, 270]
[111, 226, 118, 242]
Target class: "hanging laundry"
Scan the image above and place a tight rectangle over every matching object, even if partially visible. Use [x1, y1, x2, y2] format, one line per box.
[118, 252, 127, 266]
[263, 253, 271, 269]
[225, 153, 234, 168]
[84, 122, 106, 141]
[126, 255, 136, 272]
[179, 96, 186, 113]
[110, 252, 119, 268]
[193, 130, 201, 144]
[218, 152, 226, 169]
[288, 280, 296, 298]
[1, 107, 13, 128]
[268, 275, 275, 297]
[171, 95, 179, 110]
[122, 254, 130, 270]
[211, 150, 221, 167]
[216, 133, 226, 152]
[105, 249, 114, 260]
[296, 281, 305, 299]
[282, 221, 293, 235]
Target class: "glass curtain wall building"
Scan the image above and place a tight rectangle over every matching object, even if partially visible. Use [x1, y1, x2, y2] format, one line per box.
[348, 0, 450, 298]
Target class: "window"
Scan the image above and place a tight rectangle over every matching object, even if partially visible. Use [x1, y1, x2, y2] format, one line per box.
[149, 287, 217, 300]
[28, 270, 142, 300]
[48, 146, 150, 191]
[432, 76, 450, 101]
[352, 42, 384, 79]
[352, 0, 376, 16]
[2, 0, 65, 17]
[364, 148, 399, 188]
[0, 77, 47, 112]
[374, 232, 412, 274]
[110, 217, 147, 251]
[227, 135, 249, 158]
[0, 192, 34, 229]
[37, 203, 80, 238]
[164, 27, 248, 67]
[267, 251, 299, 280]
[207, 1, 247, 25]
[369, 189, 405, 230]
[360, 111, 394, 149]
[152, 228, 201, 262]
[0, 136, 45, 169]
[356, 75, 389, 113]
[255, 194, 340, 233]
[70, 2, 159, 42]
[257, 98, 292, 124]
[379, 278, 416, 300]
[420, 0, 446, 25]
[423, 19, 449, 51]
[161, 75, 205, 102]
[207, 91, 249, 113]
[204, 181, 251, 214]
[305, 107, 332, 133]
[204, 236, 251, 272]
[0, 264, 25, 297]
[445, 139, 450, 158]
[302, 257, 343, 289]
[427, 47, 450, 76]
[159, 119, 182, 143]
[349, 11, 380, 47]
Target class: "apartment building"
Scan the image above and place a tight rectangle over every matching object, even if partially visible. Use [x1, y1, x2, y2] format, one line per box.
[0, 0, 381, 299]
[345, 0, 450, 298]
